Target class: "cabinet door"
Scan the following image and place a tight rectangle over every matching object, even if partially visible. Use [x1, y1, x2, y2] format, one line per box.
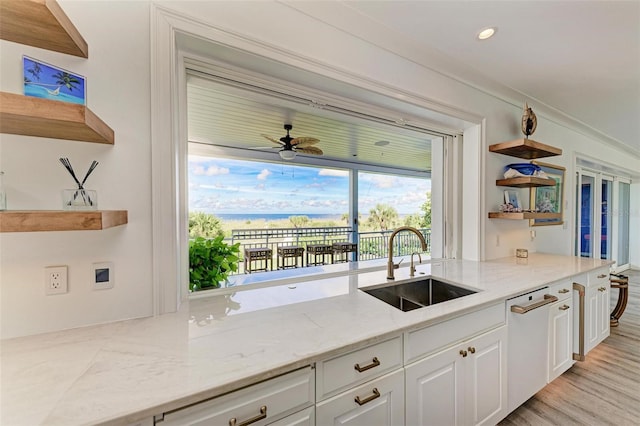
[465, 326, 508, 426]
[548, 299, 574, 382]
[316, 369, 404, 426]
[596, 285, 610, 344]
[585, 286, 599, 353]
[405, 341, 465, 426]
[268, 407, 314, 426]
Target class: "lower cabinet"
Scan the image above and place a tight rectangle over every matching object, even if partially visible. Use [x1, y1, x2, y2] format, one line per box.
[315, 369, 404, 426]
[156, 367, 314, 426]
[586, 284, 610, 353]
[268, 407, 315, 426]
[405, 326, 508, 426]
[548, 286, 574, 382]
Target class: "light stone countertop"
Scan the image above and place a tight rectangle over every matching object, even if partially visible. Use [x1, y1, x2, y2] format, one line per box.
[0, 253, 611, 425]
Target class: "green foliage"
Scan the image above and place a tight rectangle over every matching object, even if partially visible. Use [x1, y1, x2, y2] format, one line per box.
[403, 213, 423, 228]
[189, 211, 224, 239]
[289, 215, 310, 228]
[367, 203, 399, 231]
[189, 236, 240, 291]
[420, 192, 432, 228]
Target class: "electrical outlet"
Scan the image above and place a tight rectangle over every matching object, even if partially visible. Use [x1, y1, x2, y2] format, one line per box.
[45, 266, 68, 295]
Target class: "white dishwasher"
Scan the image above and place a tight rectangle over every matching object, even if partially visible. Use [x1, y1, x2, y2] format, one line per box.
[506, 287, 558, 412]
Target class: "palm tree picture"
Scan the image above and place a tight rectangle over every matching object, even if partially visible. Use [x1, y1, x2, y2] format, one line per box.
[22, 56, 85, 105]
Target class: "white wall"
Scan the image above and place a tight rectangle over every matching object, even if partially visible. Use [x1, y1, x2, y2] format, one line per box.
[0, 0, 637, 338]
[0, 1, 153, 338]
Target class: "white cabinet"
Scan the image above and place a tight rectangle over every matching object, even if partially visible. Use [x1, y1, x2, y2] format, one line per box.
[157, 367, 314, 426]
[547, 281, 574, 382]
[405, 326, 508, 426]
[268, 407, 315, 426]
[574, 267, 610, 357]
[316, 369, 404, 426]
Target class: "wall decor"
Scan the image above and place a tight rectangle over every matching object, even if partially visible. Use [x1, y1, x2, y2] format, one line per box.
[504, 190, 521, 209]
[521, 102, 537, 138]
[59, 158, 99, 210]
[529, 161, 565, 226]
[23, 56, 86, 105]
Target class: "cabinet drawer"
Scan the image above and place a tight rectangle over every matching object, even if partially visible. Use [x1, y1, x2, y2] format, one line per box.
[316, 336, 402, 400]
[404, 303, 504, 363]
[548, 279, 573, 301]
[316, 369, 405, 426]
[587, 267, 610, 288]
[160, 367, 314, 426]
[267, 406, 314, 426]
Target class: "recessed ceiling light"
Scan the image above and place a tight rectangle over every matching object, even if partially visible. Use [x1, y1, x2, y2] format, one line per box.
[375, 140, 390, 146]
[477, 27, 497, 40]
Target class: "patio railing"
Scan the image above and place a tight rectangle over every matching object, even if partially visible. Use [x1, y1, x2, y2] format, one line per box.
[227, 226, 431, 275]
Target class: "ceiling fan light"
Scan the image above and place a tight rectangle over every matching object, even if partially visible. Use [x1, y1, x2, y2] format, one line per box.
[279, 149, 297, 160]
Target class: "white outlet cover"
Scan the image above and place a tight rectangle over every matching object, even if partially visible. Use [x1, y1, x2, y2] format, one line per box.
[92, 262, 114, 290]
[45, 266, 68, 295]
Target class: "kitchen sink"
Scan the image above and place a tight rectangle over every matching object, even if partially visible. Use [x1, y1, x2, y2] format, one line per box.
[361, 278, 477, 312]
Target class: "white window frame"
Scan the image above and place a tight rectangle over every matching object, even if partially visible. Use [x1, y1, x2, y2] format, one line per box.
[150, 5, 481, 314]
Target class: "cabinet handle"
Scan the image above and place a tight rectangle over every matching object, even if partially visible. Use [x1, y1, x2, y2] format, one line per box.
[573, 283, 586, 362]
[598, 287, 607, 292]
[597, 274, 607, 279]
[510, 294, 558, 314]
[354, 357, 380, 373]
[460, 349, 468, 357]
[229, 406, 267, 426]
[558, 288, 570, 294]
[354, 388, 380, 406]
[468, 346, 476, 354]
[559, 304, 570, 311]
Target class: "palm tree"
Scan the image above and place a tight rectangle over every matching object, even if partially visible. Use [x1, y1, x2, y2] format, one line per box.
[53, 71, 81, 92]
[189, 211, 224, 239]
[289, 215, 310, 228]
[367, 203, 398, 231]
[420, 192, 432, 228]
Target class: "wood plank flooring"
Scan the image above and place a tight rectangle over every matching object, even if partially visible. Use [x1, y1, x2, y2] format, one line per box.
[500, 269, 640, 426]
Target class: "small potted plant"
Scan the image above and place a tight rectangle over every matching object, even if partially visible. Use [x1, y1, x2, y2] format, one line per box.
[189, 236, 240, 291]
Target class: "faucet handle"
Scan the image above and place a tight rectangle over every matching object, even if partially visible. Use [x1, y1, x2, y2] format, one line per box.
[393, 258, 404, 269]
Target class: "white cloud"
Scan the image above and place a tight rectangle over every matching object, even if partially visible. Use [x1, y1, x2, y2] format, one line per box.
[193, 165, 230, 176]
[319, 169, 349, 177]
[257, 169, 271, 180]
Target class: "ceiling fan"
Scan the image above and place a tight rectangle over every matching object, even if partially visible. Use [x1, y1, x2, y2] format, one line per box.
[260, 124, 323, 160]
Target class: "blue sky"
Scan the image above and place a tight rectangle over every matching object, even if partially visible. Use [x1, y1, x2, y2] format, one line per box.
[188, 156, 430, 215]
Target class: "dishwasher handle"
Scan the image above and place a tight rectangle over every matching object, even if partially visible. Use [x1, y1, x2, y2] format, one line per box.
[510, 294, 558, 314]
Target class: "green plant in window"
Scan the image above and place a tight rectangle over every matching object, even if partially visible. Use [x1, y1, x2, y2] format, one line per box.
[189, 236, 240, 291]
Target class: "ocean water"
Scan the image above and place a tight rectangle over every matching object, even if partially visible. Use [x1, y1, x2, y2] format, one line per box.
[215, 213, 343, 221]
[24, 85, 85, 105]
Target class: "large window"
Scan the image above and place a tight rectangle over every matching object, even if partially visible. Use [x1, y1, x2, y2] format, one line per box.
[186, 70, 445, 292]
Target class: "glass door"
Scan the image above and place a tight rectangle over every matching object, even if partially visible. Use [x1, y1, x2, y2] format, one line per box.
[576, 171, 597, 258]
[616, 180, 631, 270]
[600, 176, 613, 260]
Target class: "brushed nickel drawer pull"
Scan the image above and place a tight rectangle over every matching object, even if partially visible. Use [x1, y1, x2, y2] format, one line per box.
[558, 288, 570, 294]
[559, 304, 570, 311]
[229, 406, 267, 426]
[597, 274, 607, 279]
[510, 294, 558, 314]
[460, 349, 468, 357]
[354, 356, 380, 373]
[354, 388, 380, 406]
[468, 346, 476, 354]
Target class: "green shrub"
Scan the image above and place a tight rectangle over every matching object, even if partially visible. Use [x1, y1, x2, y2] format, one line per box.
[189, 236, 240, 291]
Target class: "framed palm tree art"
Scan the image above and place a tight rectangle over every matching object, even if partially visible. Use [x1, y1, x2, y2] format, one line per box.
[23, 56, 86, 105]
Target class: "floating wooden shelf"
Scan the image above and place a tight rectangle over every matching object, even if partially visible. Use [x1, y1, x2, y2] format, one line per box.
[0, 92, 114, 144]
[489, 138, 562, 159]
[0, 0, 88, 58]
[496, 176, 557, 188]
[0, 210, 128, 232]
[488, 212, 562, 220]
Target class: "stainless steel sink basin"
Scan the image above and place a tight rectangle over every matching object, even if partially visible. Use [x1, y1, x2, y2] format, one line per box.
[361, 278, 477, 312]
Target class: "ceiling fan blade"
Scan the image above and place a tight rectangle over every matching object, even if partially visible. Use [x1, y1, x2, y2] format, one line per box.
[249, 146, 280, 150]
[261, 134, 283, 145]
[291, 137, 319, 146]
[295, 146, 323, 155]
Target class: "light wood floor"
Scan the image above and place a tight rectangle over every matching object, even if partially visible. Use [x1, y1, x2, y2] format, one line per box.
[500, 269, 640, 426]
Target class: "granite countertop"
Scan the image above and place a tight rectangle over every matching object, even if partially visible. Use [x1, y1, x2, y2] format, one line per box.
[0, 253, 611, 425]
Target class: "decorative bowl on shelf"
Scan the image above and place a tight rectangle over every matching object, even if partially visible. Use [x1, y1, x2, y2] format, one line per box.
[505, 163, 541, 176]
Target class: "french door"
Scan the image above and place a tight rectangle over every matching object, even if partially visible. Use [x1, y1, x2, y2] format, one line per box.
[576, 168, 631, 271]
